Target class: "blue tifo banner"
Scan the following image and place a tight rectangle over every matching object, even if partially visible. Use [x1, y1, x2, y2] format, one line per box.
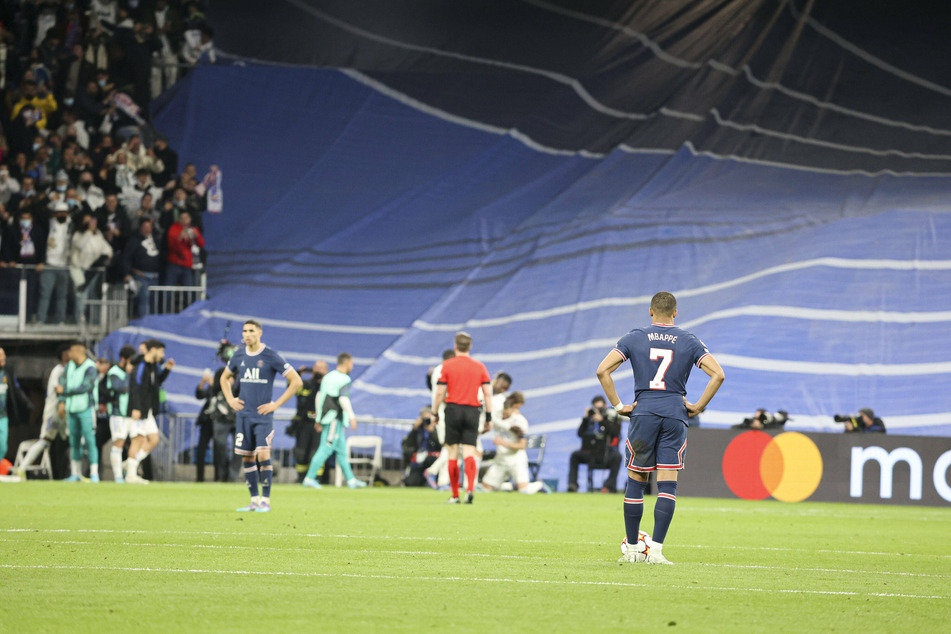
[680, 429, 951, 507]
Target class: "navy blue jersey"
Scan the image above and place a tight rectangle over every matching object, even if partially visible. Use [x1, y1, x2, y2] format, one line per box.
[613, 323, 710, 421]
[228, 346, 292, 413]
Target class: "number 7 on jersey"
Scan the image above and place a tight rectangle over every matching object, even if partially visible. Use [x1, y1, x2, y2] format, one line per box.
[649, 348, 673, 390]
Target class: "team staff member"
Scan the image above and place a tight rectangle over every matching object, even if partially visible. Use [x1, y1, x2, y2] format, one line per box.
[432, 332, 493, 504]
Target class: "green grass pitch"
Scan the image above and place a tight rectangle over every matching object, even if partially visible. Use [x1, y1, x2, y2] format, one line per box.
[2, 483, 949, 632]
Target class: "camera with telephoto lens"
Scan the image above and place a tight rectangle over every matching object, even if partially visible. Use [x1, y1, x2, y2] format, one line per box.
[216, 340, 237, 364]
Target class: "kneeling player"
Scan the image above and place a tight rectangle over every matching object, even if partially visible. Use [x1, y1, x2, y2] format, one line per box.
[480, 392, 549, 494]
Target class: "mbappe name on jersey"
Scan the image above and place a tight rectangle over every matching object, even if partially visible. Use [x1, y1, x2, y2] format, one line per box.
[647, 332, 678, 344]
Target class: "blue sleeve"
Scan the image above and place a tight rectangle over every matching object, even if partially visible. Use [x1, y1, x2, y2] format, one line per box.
[614, 332, 635, 362]
[270, 349, 291, 376]
[227, 353, 239, 375]
[109, 373, 129, 394]
[687, 334, 711, 368]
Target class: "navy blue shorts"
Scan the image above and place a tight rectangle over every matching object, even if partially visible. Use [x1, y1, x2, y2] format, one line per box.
[625, 413, 688, 473]
[234, 412, 275, 456]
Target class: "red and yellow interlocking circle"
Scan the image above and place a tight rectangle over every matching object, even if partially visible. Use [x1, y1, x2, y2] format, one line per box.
[721, 431, 823, 502]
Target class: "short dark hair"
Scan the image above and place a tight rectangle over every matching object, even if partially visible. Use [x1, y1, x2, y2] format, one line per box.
[650, 291, 677, 317]
[442, 349, 455, 361]
[337, 352, 353, 365]
[145, 339, 165, 350]
[68, 340, 85, 349]
[243, 319, 262, 330]
[119, 345, 137, 360]
[591, 395, 606, 405]
[495, 372, 513, 386]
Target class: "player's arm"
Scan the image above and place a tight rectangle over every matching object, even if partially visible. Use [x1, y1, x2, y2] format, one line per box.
[685, 355, 725, 417]
[258, 367, 303, 415]
[596, 350, 635, 415]
[432, 383, 447, 420]
[480, 382, 493, 432]
[219, 366, 244, 411]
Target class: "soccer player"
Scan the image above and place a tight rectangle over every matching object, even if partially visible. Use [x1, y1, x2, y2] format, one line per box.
[597, 291, 725, 565]
[424, 349, 455, 489]
[104, 346, 136, 483]
[18, 346, 71, 478]
[432, 332, 493, 504]
[302, 353, 369, 490]
[126, 340, 174, 484]
[480, 392, 549, 494]
[57, 342, 100, 482]
[221, 320, 302, 512]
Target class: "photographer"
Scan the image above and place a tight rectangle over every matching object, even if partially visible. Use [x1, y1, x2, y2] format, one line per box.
[733, 409, 789, 430]
[835, 408, 886, 434]
[402, 406, 442, 487]
[566, 395, 623, 493]
[290, 360, 328, 483]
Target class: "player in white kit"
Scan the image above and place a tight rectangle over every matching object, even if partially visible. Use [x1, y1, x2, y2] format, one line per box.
[17, 346, 71, 478]
[480, 392, 549, 494]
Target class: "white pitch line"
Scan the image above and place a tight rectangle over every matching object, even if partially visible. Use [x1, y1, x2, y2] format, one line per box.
[3, 528, 951, 559]
[1, 564, 948, 600]
[4, 539, 946, 578]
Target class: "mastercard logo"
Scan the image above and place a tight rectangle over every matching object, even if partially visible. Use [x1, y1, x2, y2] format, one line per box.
[722, 431, 823, 502]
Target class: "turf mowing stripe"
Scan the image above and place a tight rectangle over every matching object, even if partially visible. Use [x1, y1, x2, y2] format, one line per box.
[1, 564, 948, 600]
[3, 528, 950, 559]
[4, 539, 949, 580]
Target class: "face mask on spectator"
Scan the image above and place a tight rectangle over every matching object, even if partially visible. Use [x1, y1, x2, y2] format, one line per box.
[67, 198, 78, 207]
[80, 181, 91, 189]
[64, 97, 74, 107]
[98, 79, 107, 87]
[56, 184, 67, 192]
[129, 0, 139, 7]
[175, 199, 184, 208]
[32, 143, 41, 152]
[56, 215, 68, 224]
[20, 219, 31, 228]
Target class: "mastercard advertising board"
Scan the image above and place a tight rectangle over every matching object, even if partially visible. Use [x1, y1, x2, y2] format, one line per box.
[676, 429, 951, 507]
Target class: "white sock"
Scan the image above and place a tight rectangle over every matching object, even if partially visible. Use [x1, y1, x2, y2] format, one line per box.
[520, 481, 544, 494]
[70, 460, 82, 477]
[135, 449, 148, 461]
[111, 448, 123, 480]
[23, 439, 50, 466]
[90, 463, 99, 477]
[126, 457, 140, 479]
[426, 448, 448, 476]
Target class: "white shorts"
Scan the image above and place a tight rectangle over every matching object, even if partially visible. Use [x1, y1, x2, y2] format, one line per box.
[41, 412, 69, 440]
[129, 414, 159, 438]
[110, 415, 133, 441]
[482, 451, 530, 489]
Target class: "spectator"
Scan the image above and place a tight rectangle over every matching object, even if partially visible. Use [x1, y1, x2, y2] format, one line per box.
[1, 209, 46, 320]
[122, 134, 164, 177]
[150, 134, 178, 186]
[74, 80, 108, 124]
[835, 408, 886, 433]
[12, 79, 57, 122]
[566, 396, 623, 493]
[149, 0, 184, 97]
[77, 170, 105, 211]
[122, 216, 161, 317]
[165, 210, 203, 286]
[36, 201, 72, 325]
[69, 209, 112, 325]
[0, 165, 21, 206]
[123, 167, 162, 210]
[48, 170, 71, 206]
[95, 191, 129, 281]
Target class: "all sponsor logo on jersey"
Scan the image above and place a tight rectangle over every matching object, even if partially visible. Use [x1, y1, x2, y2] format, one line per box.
[242, 367, 267, 384]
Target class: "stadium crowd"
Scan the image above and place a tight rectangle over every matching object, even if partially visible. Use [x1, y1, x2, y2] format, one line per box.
[0, 0, 215, 324]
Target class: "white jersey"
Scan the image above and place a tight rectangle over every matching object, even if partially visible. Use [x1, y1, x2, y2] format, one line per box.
[42, 363, 66, 421]
[493, 411, 528, 457]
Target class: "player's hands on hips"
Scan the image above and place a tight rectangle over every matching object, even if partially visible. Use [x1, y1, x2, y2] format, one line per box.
[257, 401, 278, 415]
[228, 398, 244, 412]
[685, 400, 704, 417]
[617, 402, 636, 416]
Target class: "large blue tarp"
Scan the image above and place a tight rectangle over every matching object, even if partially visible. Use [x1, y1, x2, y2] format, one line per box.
[103, 1, 951, 485]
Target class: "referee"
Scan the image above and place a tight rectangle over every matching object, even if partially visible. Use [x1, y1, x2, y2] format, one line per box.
[433, 332, 493, 504]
